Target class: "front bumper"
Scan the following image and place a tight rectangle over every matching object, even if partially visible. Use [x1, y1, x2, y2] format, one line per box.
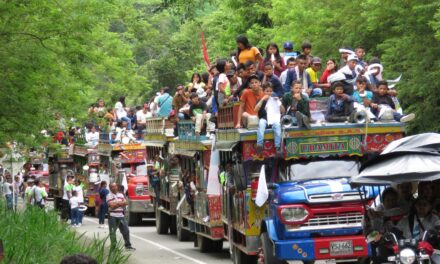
[128, 199, 154, 213]
[274, 235, 369, 261]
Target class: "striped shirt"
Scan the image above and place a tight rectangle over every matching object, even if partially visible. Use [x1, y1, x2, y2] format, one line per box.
[106, 192, 126, 217]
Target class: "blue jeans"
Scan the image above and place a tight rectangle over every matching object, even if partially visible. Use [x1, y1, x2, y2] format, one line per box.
[5, 194, 13, 210]
[257, 119, 281, 148]
[71, 207, 79, 225]
[99, 203, 108, 225]
[118, 117, 132, 130]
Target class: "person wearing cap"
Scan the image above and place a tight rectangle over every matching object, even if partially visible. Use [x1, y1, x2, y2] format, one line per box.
[236, 74, 264, 128]
[283, 54, 315, 96]
[365, 63, 383, 93]
[172, 84, 190, 120]
[306, 57, 325, 94]
[281, 41, 299, 64]
[336, 54, 359, 95]
[338, 47, 355, 67]
[156, 87, 173, 118]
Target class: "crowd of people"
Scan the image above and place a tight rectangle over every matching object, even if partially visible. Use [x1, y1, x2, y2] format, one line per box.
[72, 36, 416, 159]
[0, 171, 48, 211]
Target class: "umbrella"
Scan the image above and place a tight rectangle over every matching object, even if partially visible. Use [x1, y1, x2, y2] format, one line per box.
[351, 133, 440, 185]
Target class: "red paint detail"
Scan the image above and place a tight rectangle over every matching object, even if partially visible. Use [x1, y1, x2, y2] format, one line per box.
[313, 235, 368, 259]
[242, 140, 276, 160]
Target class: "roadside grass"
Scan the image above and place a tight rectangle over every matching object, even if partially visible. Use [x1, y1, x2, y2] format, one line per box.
[0, 202, 129, 264]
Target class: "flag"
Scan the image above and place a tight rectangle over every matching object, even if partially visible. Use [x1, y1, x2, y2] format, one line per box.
[207, 136, 221, 195]
[121, 173, 128, 193]
[200, 32, 211, 68]
[255, 165, 269, 207]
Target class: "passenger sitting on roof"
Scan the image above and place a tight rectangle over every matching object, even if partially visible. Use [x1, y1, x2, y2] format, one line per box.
[283, 54, 316, 97]
[370, 81, 415, 123]
[262, 62, 284, 97]
[189, 93, 214, 137]
[325, 81, 355, 123]
[337, 54, 359, 95]
[352, 76, 375, 119]
[281, 81, 311, 129]
[85, 126, 99, 146]
[115, 121, 136, 144]
[396, 197, 439, 239]
[236, 74, 264, 129]
[114, 96, 132, 130]
[254, 83, 284, 157]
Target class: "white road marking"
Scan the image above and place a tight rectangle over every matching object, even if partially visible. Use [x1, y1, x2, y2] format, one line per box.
[83, 218, 207, 264]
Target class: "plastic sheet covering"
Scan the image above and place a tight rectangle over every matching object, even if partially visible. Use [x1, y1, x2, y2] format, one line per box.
[381, 132, 440, 155]
[289, 160, 359, 181]
[352, 153, 440, 185]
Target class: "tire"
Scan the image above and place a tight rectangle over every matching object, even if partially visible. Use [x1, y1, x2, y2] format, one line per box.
[176, 210, 191, 241]
[156, 207, 170, 234]
[232, 245, 258, 264]
[197, 234, 213, 253]
[126, 211, 140, 226]
[260, 232, 286, 264]
[211, 240, 223, 252]
[170, 215, 177, 235]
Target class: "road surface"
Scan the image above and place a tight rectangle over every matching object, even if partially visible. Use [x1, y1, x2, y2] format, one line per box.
[78, 216, 231, 264]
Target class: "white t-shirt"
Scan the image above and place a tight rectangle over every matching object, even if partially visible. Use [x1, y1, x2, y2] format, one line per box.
[136, 110, 149, 124]
[69, 196, 80, 209]
[86, 131, 99, 143]
[73, 185, 84, 203]
[279, 69, 289, 86]
[114, 102, 127, 119]
[3, 182, 12, 195]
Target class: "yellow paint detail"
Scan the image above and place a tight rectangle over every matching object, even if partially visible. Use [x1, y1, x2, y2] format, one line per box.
[293, 244, 298, 250]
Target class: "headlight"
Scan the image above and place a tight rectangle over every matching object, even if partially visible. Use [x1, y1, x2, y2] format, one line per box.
[399, 248, 416, 264]
[135, 184, 144, 196]
[280, 206, 309, 223]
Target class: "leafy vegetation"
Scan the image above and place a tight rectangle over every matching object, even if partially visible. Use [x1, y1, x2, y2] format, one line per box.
[0, 203, 128, 264]
[1, 0, 439, 146]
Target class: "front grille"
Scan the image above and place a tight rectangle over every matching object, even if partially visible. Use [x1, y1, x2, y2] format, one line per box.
[303, 212, 363, 227]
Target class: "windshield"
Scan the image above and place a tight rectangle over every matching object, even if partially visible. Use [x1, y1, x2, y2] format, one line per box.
[287, 160, 359, 182]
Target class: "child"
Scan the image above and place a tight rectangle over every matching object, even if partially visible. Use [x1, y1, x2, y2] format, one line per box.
[69, 190, 80, 227]
[370, 81, 415, 122]
[325, 81, 355, 122]
[353, 76, 373, 106]
[254, 83, 284, 156]
[281, 81, 311, 129]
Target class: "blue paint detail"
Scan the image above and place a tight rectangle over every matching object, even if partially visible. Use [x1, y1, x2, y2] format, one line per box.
[274, 237, 316, 260]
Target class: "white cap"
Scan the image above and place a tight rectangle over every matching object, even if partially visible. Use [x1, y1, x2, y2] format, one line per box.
[339, 48, 355, 55]
[347, 54, 359, 62]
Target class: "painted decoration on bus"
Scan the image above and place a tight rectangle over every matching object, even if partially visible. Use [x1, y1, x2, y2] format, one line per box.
[285, 135, 362, 158]
[363, 133, 403, 152]
[119, 149, 147, 164]
[242, 140, 276, 161]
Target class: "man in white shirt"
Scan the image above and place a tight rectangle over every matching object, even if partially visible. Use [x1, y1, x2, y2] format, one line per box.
[85, 126, 100, 146]
[107, 182, 135, 250]
[135, 106, 151, 139]
[73, 179, 85, 225]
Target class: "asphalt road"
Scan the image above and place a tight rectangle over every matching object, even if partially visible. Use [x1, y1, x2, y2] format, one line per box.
[77, 216, 231, 264]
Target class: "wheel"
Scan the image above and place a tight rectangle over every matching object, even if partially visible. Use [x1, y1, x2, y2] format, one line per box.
[211, 240, 223, 252]
[176, 210, 191, 241]
[197, 234, 213, 253]
[233, 245, 258, 264]
[170, 215, 177, 235]
[156, 207, 170, 234]
[126, 211, 141, 226]
[260, 232, 286, 264]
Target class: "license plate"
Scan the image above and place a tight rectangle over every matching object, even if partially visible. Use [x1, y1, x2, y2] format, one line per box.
[330, 241, 353, 256]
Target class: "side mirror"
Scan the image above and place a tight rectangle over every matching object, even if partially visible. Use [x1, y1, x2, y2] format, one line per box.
[268, 183, 279, 190]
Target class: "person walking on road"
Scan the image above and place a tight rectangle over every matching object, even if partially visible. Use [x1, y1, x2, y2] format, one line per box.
[98, 181, 109, 228]
[62, 176, 74, 221]
[106, 183, 135, 251]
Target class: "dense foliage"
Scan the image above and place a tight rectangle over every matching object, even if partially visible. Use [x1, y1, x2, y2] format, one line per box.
[0, 203, 128, 263]
[1, 0, 439, 146]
